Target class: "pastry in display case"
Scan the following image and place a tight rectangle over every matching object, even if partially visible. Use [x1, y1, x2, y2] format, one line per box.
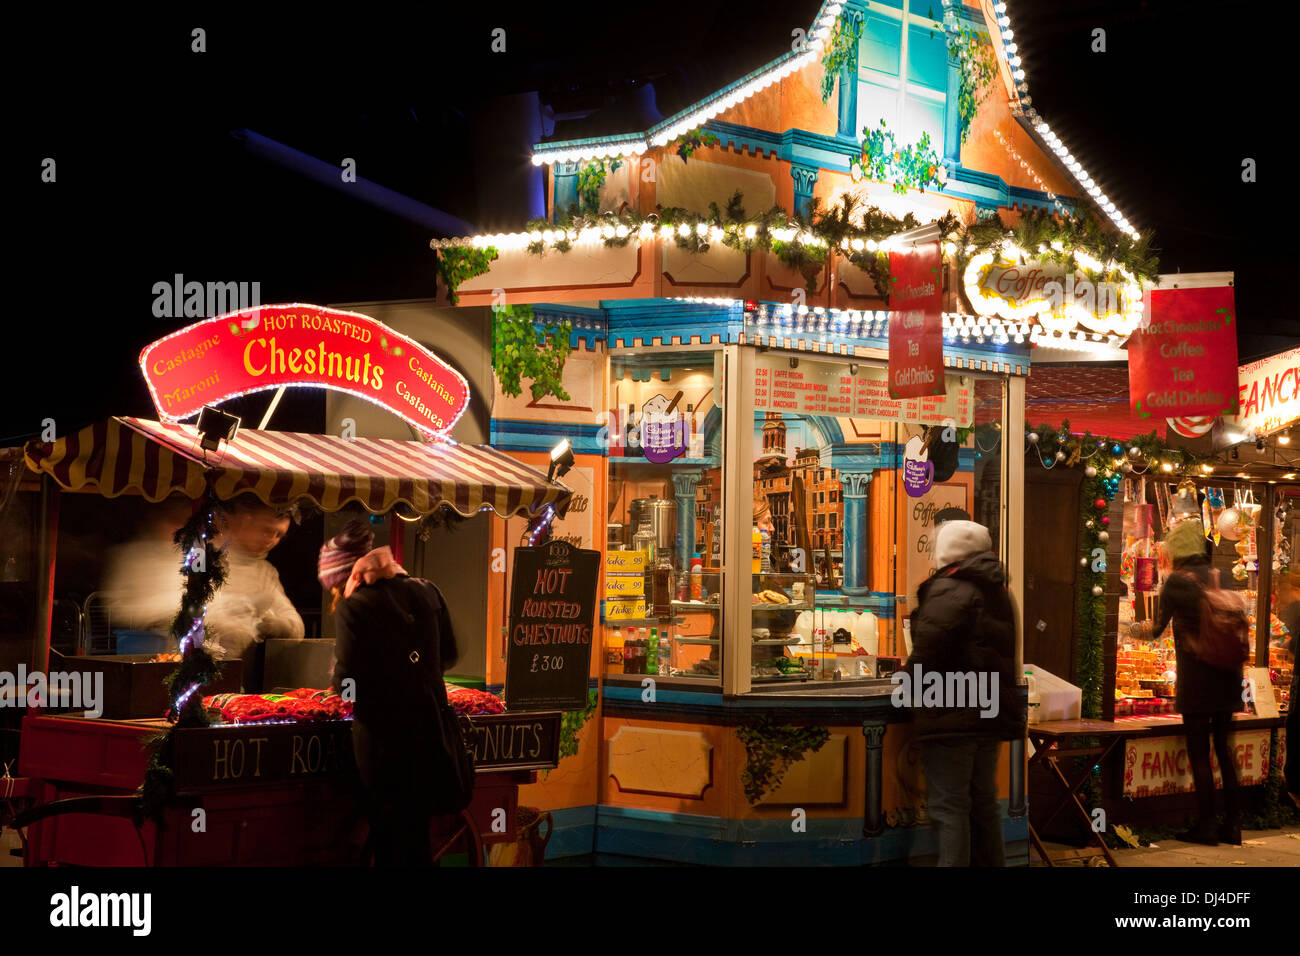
[749, 572, 814, 681]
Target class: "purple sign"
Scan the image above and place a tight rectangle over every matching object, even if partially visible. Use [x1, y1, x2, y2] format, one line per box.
[641, 393, 687, 464]
[903, 457, 934, 498]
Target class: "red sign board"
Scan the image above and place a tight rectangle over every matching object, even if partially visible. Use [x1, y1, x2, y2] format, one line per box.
[888, 242, 945, 399]
[1129, 286, 1239, 421]
[140, 304, 470, 438]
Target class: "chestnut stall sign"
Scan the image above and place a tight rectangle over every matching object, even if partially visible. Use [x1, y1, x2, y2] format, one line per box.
[506, 539, 600, 712]
[139, 304, 469, 439]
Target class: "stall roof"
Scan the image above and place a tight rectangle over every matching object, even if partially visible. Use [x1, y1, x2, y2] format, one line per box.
[23, 417, 571, 519]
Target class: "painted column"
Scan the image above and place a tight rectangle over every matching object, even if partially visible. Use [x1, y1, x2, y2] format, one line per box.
[836, 9, 863, 141]
[553, 160, 580, 219]
[672, 470, 703, 571]
[862, 720, 886, 837]
[839, 471, 872, 595]
[942, 0, 962, 167]
[790, 164, 819, 218]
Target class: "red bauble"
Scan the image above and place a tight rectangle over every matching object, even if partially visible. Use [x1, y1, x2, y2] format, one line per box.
[1101, 516, 1110, 526]
[1095, 498, 1106, 509]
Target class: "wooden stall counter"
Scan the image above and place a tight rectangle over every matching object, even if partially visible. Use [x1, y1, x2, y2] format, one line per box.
[18, 711, 560, 866]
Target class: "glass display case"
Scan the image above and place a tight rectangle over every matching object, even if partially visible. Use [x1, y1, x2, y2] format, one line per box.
[602, 348, 726, 685]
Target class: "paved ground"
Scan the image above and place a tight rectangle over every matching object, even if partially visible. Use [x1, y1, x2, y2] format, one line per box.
[1041, 826, 1300, 867]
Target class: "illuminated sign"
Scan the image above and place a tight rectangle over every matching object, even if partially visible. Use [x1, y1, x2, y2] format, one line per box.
[139, 304, 470, 438]
[963, 254, 1143, 336]
[1228, 346, 1300, 436]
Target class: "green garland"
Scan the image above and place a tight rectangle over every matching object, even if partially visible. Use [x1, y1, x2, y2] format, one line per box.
[444, 200, 1155, 309]
[139, 489, 228, 820]
[947, 25, 998, 145]
[819, 12, 863, 103]
[736, 718, 829, 804]
[492, 304, 573, 402]
[436, 246, 499, 306]
[851, 121, 945, 195]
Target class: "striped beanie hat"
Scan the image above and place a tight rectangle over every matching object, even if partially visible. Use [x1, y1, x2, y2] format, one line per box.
[318, 519, 375, 591]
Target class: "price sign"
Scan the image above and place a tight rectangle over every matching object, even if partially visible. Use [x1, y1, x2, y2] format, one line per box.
[505, 540, 600, 712]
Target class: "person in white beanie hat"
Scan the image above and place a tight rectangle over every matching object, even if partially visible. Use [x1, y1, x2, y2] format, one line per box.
[933, 520, 992, 569]
[904, 518, 1020, 866]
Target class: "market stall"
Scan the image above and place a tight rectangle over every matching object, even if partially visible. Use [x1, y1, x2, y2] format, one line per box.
[1018, 342, 1298, 846]
[10, 411, 574, 866]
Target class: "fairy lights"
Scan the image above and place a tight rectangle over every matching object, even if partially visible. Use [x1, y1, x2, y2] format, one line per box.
[529, 2, 841, 166]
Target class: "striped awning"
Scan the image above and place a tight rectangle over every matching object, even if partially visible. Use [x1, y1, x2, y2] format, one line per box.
[23, 417, 571, 519]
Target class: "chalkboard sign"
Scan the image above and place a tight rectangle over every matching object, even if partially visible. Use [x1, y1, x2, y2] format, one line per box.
[505, 540, 600, 712]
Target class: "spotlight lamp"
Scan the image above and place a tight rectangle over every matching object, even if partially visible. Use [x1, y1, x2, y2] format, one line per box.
[196, 406, 240, 452]
[548, 438, 576, 482]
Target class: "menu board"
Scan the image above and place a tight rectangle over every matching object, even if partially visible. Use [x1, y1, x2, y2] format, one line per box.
[753, 356, 972, 426]
[505, 540, 600, 712]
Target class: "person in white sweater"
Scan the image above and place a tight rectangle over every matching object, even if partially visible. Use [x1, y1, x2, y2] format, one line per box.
[206, 501, 304, 685]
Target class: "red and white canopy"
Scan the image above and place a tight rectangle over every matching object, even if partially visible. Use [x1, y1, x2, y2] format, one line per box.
[23, 417, 570, 519]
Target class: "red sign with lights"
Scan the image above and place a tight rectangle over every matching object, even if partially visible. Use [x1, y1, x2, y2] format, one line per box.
[888, 242, 946, 399]
[140, 304, 469, 437]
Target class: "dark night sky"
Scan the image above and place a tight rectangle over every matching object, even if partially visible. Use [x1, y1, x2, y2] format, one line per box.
[9, 1, 1295, 444]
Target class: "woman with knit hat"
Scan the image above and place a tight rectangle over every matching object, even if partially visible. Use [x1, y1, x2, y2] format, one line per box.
[319, 518, 464, 866]
[1155, 518, 1243, 846]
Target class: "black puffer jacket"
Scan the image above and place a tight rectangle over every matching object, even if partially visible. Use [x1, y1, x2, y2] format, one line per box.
[1154, 556, 1243, 716]
[905, 552, 1022, 741]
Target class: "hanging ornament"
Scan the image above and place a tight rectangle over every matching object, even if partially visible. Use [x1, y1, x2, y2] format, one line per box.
[1121, 461, 1133, 473]
[1128, 446, 1140, 458]
[1101, 516, 1110, 526]
[1092, 585, 1104, 597]
[1099, 531, 1109, 543]
[1084, 465, 1097, 478]
[1085, 519, 1095, 529]
[1095, 498, 1107, 510]
[1080, 557, 1089, 567]
[1028, 432, 1039, 444]
[1055, 450, 1066, 462]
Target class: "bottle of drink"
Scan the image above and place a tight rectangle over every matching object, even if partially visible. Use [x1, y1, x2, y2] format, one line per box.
[653, 553, 673, 619]
[625, 403, 641, 458]
[606, 626, 625, 674]
[690, 554, 703, 600]
[677, 571, 689, 602]
[1026, 669, 1041, 725]
[633, 638, 647, 675]
[623, 628, 637, 675]
[760, 528, 773, 573]
[752, 526, 762, 575]
[646, 628, 659, 676]
[658, 628, 671, 676]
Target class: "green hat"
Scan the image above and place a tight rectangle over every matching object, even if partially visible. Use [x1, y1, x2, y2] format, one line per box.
[1165, 518, 1208, 562]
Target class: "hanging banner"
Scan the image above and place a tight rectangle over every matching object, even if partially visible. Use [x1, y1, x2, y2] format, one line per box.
[1123, 730, 1270, 797]
[140, 304, 470, 439]
[888, 242, 945, 399]
[1128, 286, 1239, 421]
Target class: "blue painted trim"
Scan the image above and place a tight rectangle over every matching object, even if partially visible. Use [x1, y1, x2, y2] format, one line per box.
[593, 800, 1030, 866]
[543, 805, 597, 860]
[490, 419, 607, 456]
[602, 684, 724, 707]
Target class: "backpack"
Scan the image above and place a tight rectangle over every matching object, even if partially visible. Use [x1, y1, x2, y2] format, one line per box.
[1179, 569, 1250, 672]
[384, 578, 476, 814]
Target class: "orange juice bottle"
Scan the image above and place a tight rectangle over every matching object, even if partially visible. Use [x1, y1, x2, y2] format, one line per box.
[752, 526, 762, 575]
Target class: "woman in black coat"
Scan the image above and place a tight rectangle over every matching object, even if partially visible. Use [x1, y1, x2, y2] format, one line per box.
[319, 521, 462, 866]
[1154, 519, 1243, 846]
